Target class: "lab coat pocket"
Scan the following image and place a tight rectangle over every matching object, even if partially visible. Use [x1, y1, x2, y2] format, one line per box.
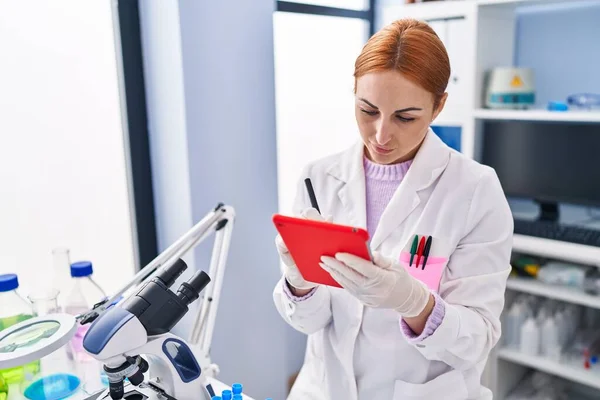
[399, 251, 447, 293]
[393, 370, 468, 399]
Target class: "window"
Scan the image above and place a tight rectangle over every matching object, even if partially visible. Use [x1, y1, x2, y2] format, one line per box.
[273, 2, 374, 214]
[278, 0, 370, 11]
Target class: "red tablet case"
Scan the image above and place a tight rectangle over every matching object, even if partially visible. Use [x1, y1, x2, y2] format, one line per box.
[273, 214, 372, 288]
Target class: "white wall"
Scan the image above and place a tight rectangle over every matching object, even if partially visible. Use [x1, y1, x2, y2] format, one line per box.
[140, 1, 294, 398]
[138, 0, 195, 264]
[0, 1, 136, 298]
[138, 0, 200, 340]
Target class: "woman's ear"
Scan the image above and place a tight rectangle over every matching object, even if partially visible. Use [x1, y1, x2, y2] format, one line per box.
[432, 92, 448, 122]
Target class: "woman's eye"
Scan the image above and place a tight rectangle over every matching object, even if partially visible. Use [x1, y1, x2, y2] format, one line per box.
[396, 115, 415, 122]
[360, 109, 378, 116]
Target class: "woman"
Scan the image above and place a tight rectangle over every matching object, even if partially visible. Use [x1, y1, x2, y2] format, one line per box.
[273, 19, 512, 400]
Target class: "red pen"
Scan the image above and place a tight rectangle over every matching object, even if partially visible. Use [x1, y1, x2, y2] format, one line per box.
[415, 236, 426, 268]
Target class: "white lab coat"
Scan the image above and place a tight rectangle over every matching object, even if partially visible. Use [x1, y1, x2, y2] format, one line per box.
[273, 129, 513, 400]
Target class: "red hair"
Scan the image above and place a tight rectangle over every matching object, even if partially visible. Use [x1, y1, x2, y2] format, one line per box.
[354, 19, 450, 110]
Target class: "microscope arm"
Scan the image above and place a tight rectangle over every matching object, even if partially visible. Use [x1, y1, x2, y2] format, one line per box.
[129, 333, 210, 400]
[189, 204, 234, 358]
[79, 203, 235, 374]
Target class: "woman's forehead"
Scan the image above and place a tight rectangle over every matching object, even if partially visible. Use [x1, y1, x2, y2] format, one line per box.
[355, 71, 433, 109]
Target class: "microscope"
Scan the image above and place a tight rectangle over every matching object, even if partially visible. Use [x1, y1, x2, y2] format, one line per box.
[79, 203, 236, 400]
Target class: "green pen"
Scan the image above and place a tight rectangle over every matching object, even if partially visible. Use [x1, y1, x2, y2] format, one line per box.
[409, 235, 419, 266]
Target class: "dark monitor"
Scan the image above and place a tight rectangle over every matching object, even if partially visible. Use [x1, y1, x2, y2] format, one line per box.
[480, 121, 600, 222]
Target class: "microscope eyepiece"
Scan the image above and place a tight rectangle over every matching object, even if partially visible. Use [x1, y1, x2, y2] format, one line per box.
[176, 270, 211, 306]
[156, 258, 188, 288]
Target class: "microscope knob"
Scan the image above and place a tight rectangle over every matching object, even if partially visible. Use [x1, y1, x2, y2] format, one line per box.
[139, 357, 149, 373]
[126, 357, 148, 387]
[128, 369, 145, 387]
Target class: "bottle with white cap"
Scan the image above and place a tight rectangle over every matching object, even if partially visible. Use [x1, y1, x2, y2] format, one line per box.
[541, 315, 561, 360]
[504, 301, 523, 348]
[519, 316, 540, 356]
[63, 261, 107, 394]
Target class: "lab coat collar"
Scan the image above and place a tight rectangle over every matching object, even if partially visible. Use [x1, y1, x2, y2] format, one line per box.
[327, 129, 451, 250]
[326, 140, 368, 230]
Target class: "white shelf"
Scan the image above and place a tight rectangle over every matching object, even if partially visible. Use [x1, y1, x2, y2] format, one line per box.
[390, 0, 476, 20]
[473, 108, 600, 123]
[506, 277, 600, 309]
[512, 234, 600, 266]
[477, 0, 587, 6]
[397, 0, 600, 21]
[497, 348, 600, 391]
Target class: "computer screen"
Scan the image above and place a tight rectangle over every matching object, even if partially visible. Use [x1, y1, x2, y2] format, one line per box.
[480, 121, 600, 208]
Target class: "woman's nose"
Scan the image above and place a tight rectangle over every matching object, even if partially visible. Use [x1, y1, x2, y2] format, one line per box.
[375, 122, 393, 146]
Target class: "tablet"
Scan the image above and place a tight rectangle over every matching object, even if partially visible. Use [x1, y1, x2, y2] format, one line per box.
[273, 214, 372, 288]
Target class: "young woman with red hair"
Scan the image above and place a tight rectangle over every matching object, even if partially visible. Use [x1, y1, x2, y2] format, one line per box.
[273, 18, 512, 400]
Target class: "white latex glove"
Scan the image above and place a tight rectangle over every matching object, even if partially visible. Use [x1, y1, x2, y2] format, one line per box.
[275, 208, 333, 290]
[320, 251, 431, 317]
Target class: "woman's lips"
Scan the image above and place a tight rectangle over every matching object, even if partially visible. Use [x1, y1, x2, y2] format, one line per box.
[372, 144, 394, 155]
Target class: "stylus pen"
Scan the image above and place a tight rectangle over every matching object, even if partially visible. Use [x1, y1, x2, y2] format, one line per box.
[304, 178, 321, 214]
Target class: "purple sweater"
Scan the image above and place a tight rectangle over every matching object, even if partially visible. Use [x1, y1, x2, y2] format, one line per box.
[283, 156, 446, 341]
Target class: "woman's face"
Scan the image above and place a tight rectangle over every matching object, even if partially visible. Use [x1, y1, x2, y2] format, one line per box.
[355, 70, 446, 164]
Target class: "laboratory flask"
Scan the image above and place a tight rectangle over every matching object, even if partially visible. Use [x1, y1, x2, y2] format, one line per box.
[51, 248, 71, 309]
[20, 289, 80, 400]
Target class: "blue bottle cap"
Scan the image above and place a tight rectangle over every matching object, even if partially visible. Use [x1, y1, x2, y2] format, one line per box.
[231, 383, 242, 395]
[232, 395, 242, 400]
[70, 261, 93, 277]
[211, 397, 222, 400]
[221, 390, 232, 400]
[547, 101, 568, 111]
[0, 274, 19, 292]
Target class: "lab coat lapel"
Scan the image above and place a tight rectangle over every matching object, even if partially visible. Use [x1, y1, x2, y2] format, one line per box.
[327, 142, 368, 230]
[369, 130, 452, 250]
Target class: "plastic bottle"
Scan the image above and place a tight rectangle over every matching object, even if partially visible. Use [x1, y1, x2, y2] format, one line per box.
[541, 316, 560, 360]
[0, 274, 41, 385]
[536, 304, 550, 324]
[508, 300, 527, 349]
[504, 302, 521, 347]
[63, 261, 107, 394]
[519, 317, 540, 356]
[554, 309, 567, 346]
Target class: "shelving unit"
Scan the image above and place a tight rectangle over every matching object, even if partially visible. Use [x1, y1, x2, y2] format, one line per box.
[506, 276, 600, 311]
[513, 235, 600, 267]
[497, 348, 600, 391]
[473, 109, 600, 123]
[379, 0, 600, 399]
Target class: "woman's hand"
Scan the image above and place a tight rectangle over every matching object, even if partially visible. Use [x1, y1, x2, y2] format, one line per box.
[320, 251, 430, 318]
[276, 208, 332, 295]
